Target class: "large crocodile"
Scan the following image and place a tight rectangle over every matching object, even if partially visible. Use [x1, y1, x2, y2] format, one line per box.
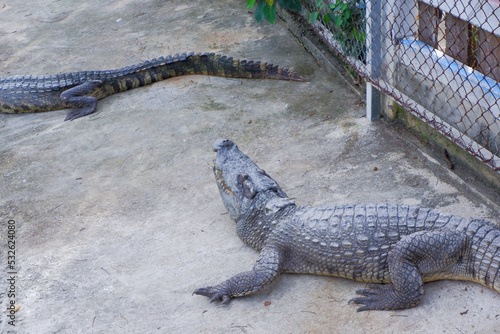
[0, 52, 308, 121]
[194, 138, 500, 311]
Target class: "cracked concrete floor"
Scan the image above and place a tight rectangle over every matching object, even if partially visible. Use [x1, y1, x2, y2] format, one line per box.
[0, 0, 499, 333]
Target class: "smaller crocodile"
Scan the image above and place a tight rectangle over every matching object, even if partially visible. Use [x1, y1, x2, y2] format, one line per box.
[194, 139, 500, 311]
[0, 52, 308, 121]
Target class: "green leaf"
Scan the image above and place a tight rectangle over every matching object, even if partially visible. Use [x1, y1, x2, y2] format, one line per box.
[315, 0, 323, 6]
[254, 0, 265, 22]
[247, 0, 257, 9]
[265, 0, 274, 5]
[308, 11, 319, 23]
[263, 3, 276, 23]
[333, 14, 342, 27]
[276, 0, 302, 11]
[334, 1, 346, 12]
[344, 8, 350, 20]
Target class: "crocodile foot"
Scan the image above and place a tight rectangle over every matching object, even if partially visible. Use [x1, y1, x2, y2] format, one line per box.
[61, 80, 102, 121]
[193, 286, 232, 304]
[64, 101, 98, 121]
[349, 284, 420, 311]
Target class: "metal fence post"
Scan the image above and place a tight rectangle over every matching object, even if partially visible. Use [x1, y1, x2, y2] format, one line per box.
[366, 83, 381, 121]
[365, 0, 383, 121]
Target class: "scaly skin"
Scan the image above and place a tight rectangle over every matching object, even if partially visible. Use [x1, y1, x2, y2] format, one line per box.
[0, 52, 308, 121]
[193, 138, 500, 311]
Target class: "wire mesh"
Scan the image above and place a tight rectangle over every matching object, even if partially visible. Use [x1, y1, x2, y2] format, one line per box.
[299, 0, 500, 171]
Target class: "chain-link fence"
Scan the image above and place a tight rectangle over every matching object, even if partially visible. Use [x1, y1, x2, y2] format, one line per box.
[298, 0, 500, 172]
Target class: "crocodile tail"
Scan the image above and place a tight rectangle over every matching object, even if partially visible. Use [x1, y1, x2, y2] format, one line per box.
[468, 220, 500, 292]
[161, 52, 309, 82]
[201, 53, 310, 82]
[107, 52, 309, 90]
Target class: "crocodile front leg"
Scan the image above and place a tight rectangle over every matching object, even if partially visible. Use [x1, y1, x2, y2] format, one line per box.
[194, 246, 283, 303]
[60, 80, 103, 121]
[350, 229, 468, 311]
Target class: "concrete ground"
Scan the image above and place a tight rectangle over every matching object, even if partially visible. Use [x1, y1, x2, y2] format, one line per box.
[0, 0, 499, 333]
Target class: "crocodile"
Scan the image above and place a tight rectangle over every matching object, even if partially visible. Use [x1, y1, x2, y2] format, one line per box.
[0, 52, 308, 121]
[194, 138, 500, 311]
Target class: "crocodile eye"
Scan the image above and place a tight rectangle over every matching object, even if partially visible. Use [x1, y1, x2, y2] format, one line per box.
[238, 174, 249, 183]
[238, 173, 255, 199]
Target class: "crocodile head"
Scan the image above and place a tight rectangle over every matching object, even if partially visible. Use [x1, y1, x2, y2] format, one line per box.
[212, 138, 293, 221]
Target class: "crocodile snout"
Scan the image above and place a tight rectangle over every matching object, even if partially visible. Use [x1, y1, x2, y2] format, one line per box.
[213, 138, 234, 152]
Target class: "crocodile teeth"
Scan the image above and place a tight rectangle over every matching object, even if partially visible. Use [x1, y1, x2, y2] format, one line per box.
[214, 168, 235, 196]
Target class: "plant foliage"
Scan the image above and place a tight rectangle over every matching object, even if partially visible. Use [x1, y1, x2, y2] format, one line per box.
[246, 0, 365, 61]
[320, 0, 366, 60]
[247, 0, 302, 23]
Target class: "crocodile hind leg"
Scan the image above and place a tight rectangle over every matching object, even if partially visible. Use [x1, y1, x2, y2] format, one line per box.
[193, 246, 283, 303]
[350, 229, 468, 311]
[60, 80, 103, 121]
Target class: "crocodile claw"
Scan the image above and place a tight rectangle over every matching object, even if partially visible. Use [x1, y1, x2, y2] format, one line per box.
[349, 285, 393, 312]
[193, 286, 231, 304]
[64, 106, 96, 121]
[349, 283, 420, 311]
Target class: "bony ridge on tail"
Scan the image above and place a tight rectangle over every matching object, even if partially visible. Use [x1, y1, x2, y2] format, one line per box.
[194, 138, 500, 311]
[0, 52, 308, 121]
